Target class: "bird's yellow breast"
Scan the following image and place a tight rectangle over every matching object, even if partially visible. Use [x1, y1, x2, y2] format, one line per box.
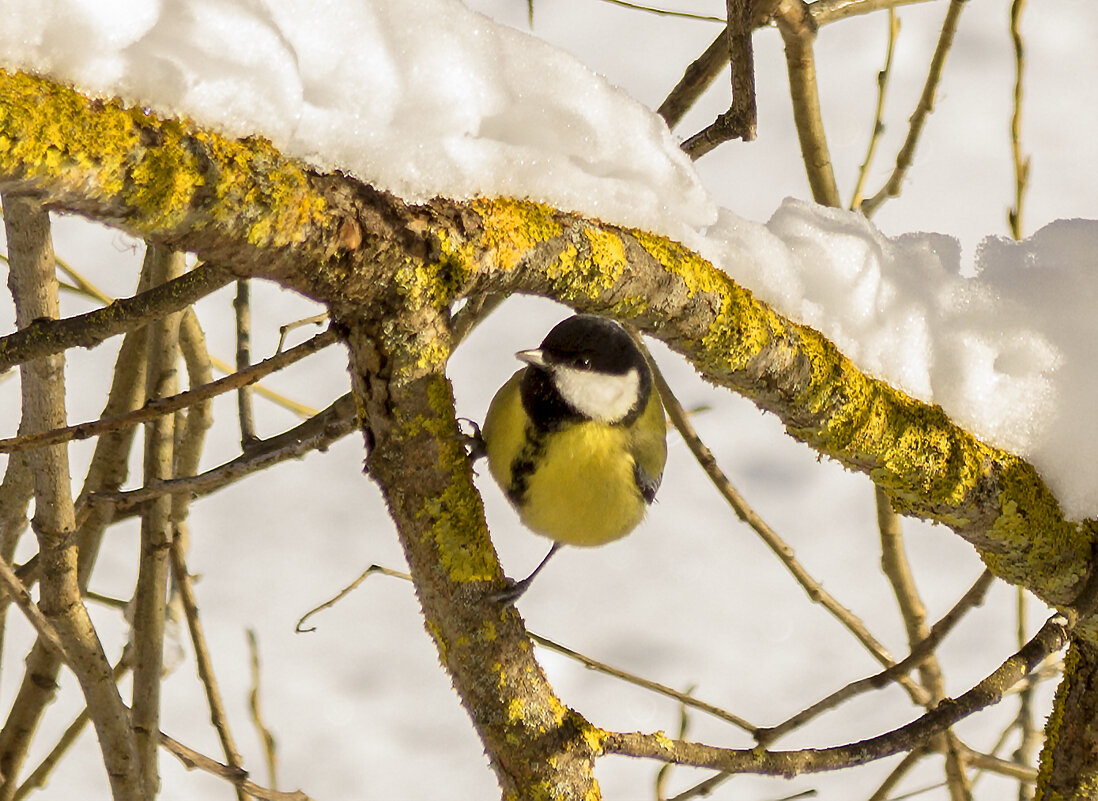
[483, 370, 664, 547]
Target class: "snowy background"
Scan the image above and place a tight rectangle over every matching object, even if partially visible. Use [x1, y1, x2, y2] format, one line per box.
[1, 0, 1097, 798]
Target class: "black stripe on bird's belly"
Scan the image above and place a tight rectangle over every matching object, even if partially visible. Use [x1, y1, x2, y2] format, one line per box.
[506, 423, 548, 506]
[509, 367, 580, 506]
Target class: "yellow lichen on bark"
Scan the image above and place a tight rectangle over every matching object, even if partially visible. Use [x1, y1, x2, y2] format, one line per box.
[0, 70, 328, 251]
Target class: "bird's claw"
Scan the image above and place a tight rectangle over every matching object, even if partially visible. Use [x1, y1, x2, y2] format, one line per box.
[456, 418, 487, 464]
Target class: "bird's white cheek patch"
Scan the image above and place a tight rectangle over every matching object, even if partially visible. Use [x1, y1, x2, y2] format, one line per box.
[553, 367, 640, 423]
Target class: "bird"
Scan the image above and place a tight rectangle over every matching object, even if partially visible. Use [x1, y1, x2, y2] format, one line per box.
[479, 314, 667, 602]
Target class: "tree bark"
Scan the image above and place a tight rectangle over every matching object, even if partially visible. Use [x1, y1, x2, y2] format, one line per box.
[3, 67, 1098, 795]
[1037, 641, 1098, 800]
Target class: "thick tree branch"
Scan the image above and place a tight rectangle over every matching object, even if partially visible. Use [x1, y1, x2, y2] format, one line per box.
[339, 310, 602, 798]
[1, 69, 1094, 639]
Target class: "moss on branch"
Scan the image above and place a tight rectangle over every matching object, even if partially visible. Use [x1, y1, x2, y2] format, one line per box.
[1, 68, 1094, 633]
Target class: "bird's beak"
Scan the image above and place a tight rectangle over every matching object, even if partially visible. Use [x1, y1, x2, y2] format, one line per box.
[516, 348, 547, 368]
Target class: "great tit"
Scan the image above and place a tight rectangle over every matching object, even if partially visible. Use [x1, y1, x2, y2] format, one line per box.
[481, 314, 667, 601]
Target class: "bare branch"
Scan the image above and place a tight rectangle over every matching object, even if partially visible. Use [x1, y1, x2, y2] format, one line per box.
[0, 260, 231, 373]
[658, 0, 934, 133]
[860, 0, 969, 215]
[809, 0, 936, 25]
[131, 243, 186, 797]
[2, 195, 140, 800]
[0, 328, 338, 455]
[658, 30, 729, 130]
[0, 554, 70, 663]
[756, 570, 995, 745]
[595, 0, 723, 22]
[247, 629, 279, 790]
[1007, 0, 1029, 240]
[13, 657, 131, 801]
[773, 0, 841, 206]
[678, 0, 758, 158]
[531, 632, 759, 734]
[866, 748, 927, 801]
[169, 537, 247, 800]
[160, 731, 311, 801]
[850, 9, 900, 211]
[604, 610, 1073, 775]
[234, 280, 259, 446]
[99, 391, 355, 515]
[647, 350, 925, 701]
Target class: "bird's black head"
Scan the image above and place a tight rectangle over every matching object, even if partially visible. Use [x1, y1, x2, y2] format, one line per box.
[537, 314, 648, 375]
[519, 315, 652, 429]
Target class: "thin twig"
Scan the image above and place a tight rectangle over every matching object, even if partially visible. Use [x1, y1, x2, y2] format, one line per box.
[809, 0, 935, 25]
[679, 0, 758, 158]
[860, 0, 970, 215]
[866, 747, 927, 801]
[670, 779, 817, 801]
[755, 569, 994, 745]
[296, 564, 412, 633]
[1012, 592, 1040, 800]
[35, 257, 318, 419]
[0, 261, 231, 373]
[276, 313, 328, 354]
[850, 10, 900, 211]
[0, 450, 32, 664]
[657, 0, 933, 132]
[161, 730, 311, 801]
[1007, 0, 1029, 241]
[169, 537, 248, 801]
[878, 466, 970, 800]
[595, 0, 723, 22]
[234, 280, 259, 446]
[644, 345, 925, 703]
[0, 555, 69, 663]
[99, 392, 356, 515]
[247, 629, 279, 789]
[207, 351, 319, 417]
[171, 307, 215, 513]
[963, 743, 1038, 785]
[654, 684, 695, 801]
[295, 563, 762, 734]
[531, 632, 758, 734]
[131, 244, 186, 797]
[603, 610, 1074, 774]
[0, 328, 338, 454]
[658, 30, 730, 129]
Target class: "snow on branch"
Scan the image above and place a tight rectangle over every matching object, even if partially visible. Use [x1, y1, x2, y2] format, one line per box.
[1, 69, 1093, 630]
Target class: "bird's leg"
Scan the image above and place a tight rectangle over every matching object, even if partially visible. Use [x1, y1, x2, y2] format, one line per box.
[456, 417, 487, 463]
[491, 543, 562, 605]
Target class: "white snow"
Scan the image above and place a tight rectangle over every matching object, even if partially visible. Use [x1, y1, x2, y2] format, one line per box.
[0, 0, 715, 245]
[704, 201, 1095, 517]
[1, 0, 1096, 521]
